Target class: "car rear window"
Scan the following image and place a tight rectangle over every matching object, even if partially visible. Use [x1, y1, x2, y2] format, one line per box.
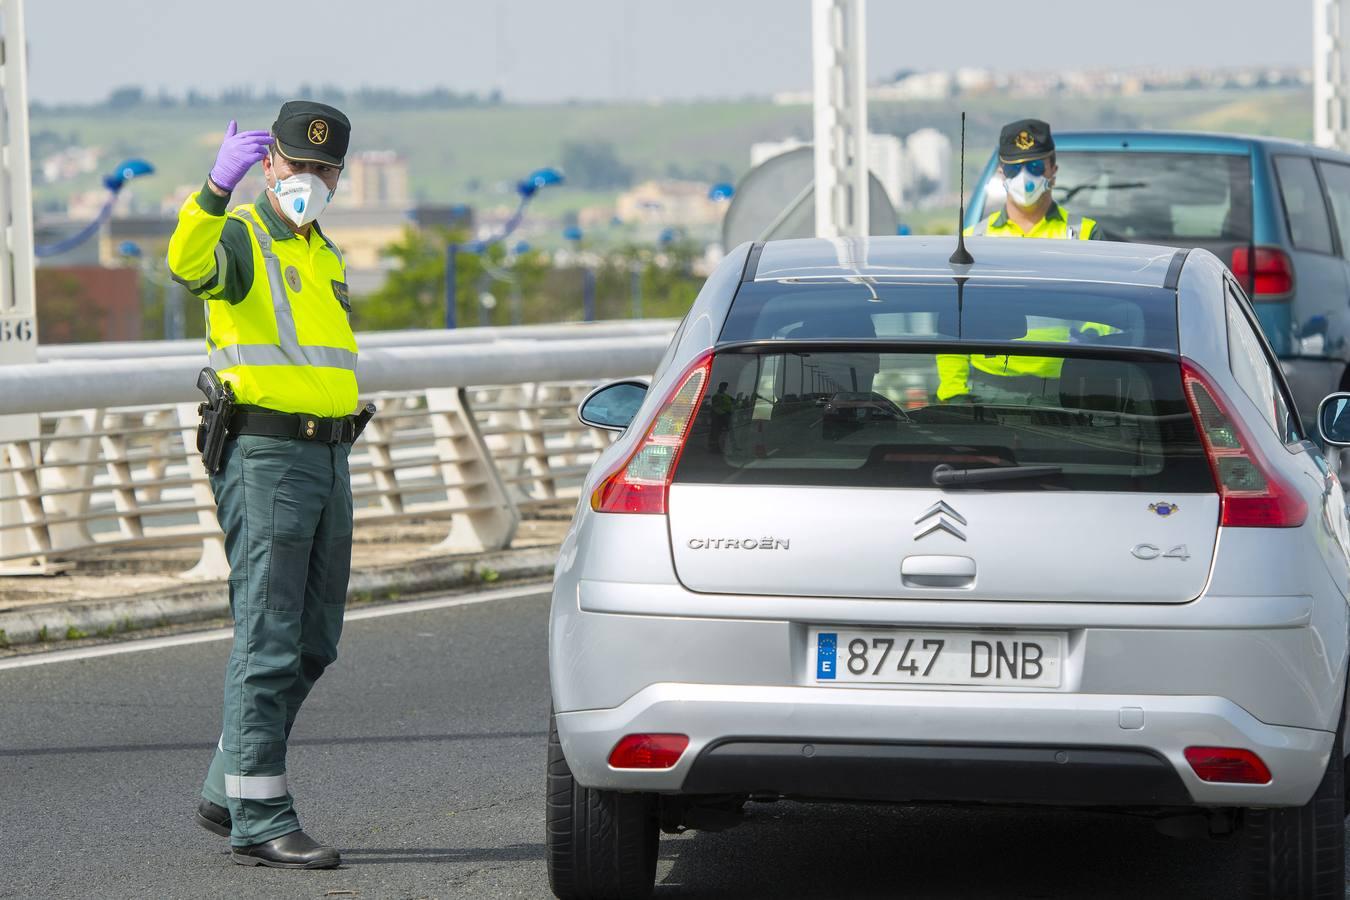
[719, 280, 1180, 351]
[674, 349, 1213, 493]
[996, 151, 1253, 244]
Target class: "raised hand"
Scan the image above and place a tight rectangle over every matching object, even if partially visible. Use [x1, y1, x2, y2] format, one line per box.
[208, 120, 273, 192]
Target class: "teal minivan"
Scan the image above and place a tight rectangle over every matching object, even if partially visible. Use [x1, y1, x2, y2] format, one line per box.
[966, 131, 1350, 422]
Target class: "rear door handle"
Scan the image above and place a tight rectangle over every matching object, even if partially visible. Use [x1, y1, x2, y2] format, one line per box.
[901, 555, 976, 589]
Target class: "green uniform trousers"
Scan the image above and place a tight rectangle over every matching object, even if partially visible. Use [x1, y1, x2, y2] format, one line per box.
[200, 434, 352, 847]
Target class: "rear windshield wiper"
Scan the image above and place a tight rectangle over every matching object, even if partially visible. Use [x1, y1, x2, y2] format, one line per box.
[931, 463, 1063, 486]
[1058, 181, 1146, 203]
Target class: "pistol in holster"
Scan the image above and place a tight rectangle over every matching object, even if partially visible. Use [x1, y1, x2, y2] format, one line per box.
[196, 367, 236, 474]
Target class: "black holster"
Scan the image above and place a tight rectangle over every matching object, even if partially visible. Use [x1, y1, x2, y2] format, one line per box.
[196, 367, 235, 474]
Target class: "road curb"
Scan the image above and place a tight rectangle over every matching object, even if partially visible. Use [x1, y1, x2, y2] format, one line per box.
[0, 545, 559, 648]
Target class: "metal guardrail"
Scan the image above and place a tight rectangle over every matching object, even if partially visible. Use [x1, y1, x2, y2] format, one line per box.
[0, 325, 674, 578]
[34, 320, 677, 361]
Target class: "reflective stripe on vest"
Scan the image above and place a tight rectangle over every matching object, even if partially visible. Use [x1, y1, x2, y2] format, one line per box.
[971, 217, 990, 236]
[215, 208, 357, 374]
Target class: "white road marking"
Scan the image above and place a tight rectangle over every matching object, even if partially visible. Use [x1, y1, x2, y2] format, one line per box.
[0, 582, 549, 671]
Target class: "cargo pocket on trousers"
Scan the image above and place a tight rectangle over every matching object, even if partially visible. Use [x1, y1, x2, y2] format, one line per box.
[265, 533, 313, 614]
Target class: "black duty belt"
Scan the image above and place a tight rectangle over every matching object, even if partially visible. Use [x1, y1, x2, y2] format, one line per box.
[230, 406, 358, 444]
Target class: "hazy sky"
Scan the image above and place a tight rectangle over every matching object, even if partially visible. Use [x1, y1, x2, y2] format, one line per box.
[25, 0, 1312, 104]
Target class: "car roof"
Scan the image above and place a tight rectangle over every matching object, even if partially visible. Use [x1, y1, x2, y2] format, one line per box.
[752, 236, 1184, 289]
[1049, 129, 1341, 158]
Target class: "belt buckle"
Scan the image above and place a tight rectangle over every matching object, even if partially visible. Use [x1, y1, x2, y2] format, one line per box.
[302, 417, 319, 440]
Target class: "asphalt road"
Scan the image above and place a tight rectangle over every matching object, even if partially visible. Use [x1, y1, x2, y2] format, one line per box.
[0, 585, 1259, 899]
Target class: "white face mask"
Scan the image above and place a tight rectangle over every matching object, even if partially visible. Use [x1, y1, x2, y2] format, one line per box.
[1005, 170, 1050, 209]
[270, 169, 334, 227]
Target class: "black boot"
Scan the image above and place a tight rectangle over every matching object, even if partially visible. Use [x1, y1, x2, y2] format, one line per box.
[194, 799, 231, 837]
[231, 830, 341, 869]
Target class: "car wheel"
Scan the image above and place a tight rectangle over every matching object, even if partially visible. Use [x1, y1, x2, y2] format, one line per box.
[1244, 727, 1345, 898]
[546, 713, 659, 900]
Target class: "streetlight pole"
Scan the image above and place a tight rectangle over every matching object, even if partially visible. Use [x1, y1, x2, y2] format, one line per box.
[35, 158, 155, 258]
[445, 167, 562, 328]
[444, 243, 459, 329]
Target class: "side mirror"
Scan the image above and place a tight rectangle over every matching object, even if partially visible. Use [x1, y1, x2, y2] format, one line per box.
[1318, 392, 1350, 446]
[578, 380, 649, 432]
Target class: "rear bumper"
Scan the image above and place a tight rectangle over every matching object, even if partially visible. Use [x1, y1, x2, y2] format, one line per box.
[684, 741, 1191, 807]
[555, 684, 1334, 808]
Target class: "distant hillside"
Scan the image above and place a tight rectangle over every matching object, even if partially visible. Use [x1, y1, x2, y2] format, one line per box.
[30, 88, 1312, 218]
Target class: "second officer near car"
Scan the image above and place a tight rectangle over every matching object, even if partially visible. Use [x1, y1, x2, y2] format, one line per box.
[966, 118, 1102, 240]
[939, 118, 1109, 403]
[167, 100, 363, 869]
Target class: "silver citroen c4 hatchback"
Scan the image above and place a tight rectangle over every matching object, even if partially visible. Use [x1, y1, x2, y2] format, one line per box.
[546, 236, 1350, 900]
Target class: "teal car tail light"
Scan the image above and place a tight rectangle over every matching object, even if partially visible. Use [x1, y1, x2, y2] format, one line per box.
[1230, 247, 1295, 300]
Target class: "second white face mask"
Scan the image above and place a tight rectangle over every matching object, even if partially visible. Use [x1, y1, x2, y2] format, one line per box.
[271, 171, 333, 227]
[1006, 171, 1049, 209]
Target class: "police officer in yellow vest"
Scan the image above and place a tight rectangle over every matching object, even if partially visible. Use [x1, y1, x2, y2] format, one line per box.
[939, 118, 1108, 403]
[168, 101, 358, 869]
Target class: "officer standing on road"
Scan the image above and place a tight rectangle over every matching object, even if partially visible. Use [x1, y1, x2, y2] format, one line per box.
[167, 101, 362, 869]
[939, 118, 1109, 403]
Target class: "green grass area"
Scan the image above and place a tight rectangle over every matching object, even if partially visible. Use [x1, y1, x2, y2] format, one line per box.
[32, 88, 1313, 218]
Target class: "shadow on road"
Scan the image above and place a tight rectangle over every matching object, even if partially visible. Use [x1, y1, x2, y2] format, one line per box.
[0, 729, 547, 757]
[653, 801, 1245, 899]
[341, 844, 545, 865]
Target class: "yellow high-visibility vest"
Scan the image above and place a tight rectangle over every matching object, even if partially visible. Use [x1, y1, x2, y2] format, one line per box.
[964, 202, 1099, 240]
[167, 188, 358, 417]
[938, 202, 1104, 401]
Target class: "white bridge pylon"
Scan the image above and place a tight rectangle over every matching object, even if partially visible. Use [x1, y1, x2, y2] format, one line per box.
[811, 0, 869, 239]
[1316, 0, 1350, 150]
[0, 0, 42, 571]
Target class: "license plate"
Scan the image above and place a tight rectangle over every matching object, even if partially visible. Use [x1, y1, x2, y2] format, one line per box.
[811, 628, 1064, 687]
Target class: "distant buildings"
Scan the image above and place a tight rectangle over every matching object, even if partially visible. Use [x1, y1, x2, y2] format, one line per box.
[337, 151, 410, 210]
[615, 180, 726, 227]
[40, 146, 100, 184]
[903, 128, 954, 205]
[773, 64, 1311, 105]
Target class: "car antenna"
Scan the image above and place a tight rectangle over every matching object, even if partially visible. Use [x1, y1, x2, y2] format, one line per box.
[949, 111, 975, 266]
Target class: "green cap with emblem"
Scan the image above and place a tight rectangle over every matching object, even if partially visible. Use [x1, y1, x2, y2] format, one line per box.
[271, 100, 350, 169]
[998, 118, 1055, 164]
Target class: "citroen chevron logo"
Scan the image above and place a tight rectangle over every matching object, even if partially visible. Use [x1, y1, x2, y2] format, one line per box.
[914, 500, 967, 542]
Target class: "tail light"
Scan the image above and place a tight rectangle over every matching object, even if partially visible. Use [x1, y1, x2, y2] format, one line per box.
[608, 734, 689, 769]
[1180, 361, 1307, 528]
[590, 353, 712, 515]
[1184, 746, 1272, 784]
[1230, 247, 1294, 299]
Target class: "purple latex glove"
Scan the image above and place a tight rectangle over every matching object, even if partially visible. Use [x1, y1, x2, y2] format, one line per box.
[208, 120, 273, 192]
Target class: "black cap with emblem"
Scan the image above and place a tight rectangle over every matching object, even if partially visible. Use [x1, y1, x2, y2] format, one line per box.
[998, 118, 1054, 164]
[271, 100, 351, 169]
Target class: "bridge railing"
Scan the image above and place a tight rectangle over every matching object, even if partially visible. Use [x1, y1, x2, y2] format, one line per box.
[0, 325, 674, 578]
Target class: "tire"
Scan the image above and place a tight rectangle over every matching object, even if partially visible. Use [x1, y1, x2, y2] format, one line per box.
[1245, 727, 1346, 898]
[546, 713, 659, 900]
